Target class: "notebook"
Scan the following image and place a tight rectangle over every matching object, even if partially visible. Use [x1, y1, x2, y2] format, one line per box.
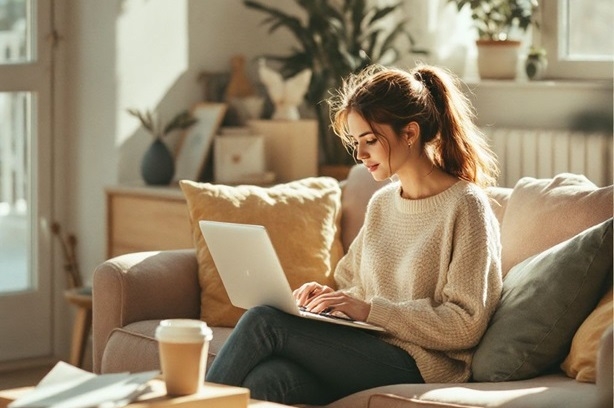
[199, 220, 385, 332]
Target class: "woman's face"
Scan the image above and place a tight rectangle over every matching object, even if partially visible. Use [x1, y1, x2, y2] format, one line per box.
[347, 110, 411, 181]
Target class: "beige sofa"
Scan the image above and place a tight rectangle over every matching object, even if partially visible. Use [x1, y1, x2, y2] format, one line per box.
[93, 165, 613, 408]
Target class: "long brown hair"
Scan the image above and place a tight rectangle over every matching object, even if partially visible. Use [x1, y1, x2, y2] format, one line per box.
[328, 64, 499, 187]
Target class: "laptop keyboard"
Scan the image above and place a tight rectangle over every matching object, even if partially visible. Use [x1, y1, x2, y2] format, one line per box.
[299, 306, 355, 322]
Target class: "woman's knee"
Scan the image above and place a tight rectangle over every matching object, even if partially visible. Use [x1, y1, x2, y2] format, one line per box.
[237, 305, 288, 330]
[242, 358, 333, 405]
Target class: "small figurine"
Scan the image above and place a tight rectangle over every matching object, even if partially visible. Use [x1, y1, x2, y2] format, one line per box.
[258, 59, 311, 120]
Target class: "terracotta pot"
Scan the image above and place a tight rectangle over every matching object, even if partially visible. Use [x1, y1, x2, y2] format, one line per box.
[476, 40, 521, 80]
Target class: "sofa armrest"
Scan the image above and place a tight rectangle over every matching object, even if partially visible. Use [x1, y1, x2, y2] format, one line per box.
[92, 249, 200, 373]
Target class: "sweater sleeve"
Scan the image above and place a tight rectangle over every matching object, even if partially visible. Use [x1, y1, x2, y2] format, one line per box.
[333, 227, 365, 299]
[367, 194, 502, 351]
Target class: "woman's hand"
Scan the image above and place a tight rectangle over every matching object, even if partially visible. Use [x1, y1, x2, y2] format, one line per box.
[293, 282, 371, 322]
[293, 282, 334, 307]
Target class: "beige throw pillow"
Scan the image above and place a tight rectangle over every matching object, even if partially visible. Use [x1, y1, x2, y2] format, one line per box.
[180, 177, 344, 327]
[500, 174, 613, 277]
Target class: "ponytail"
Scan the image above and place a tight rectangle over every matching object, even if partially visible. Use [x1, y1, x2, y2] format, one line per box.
[413, 65, 499, 187]
[329, 64, 499, 188]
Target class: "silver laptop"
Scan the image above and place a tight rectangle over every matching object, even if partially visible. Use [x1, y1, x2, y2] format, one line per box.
[199, 220, 384, 332]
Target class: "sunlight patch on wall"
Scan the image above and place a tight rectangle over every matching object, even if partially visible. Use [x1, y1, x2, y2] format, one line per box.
[116, 0, 188, 146]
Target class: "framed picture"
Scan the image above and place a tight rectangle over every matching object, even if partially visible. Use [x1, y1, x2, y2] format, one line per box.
[174, 102, 227, 182]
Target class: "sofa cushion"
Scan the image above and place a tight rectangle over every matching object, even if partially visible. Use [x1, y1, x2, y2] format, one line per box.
[484, 186, 511, 227]
[180, 178, 343, 327]
[100, 320, 233, 374]
[500, 174, 613, 277]
[367, 393, 481, 407]
[472, 218, 613, 382]
[327, 373, 599, 408]
[561, 286, 613, 383]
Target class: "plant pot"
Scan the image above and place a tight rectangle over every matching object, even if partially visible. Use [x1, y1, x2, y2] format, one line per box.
[141, 139, 175, 185]
[476, 40, 521, 80]
[525, 53, 548, 80]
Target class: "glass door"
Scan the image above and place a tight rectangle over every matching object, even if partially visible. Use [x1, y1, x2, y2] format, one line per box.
[0, 0, 54, 362]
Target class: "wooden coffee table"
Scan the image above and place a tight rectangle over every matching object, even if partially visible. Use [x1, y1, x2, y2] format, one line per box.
[0, 380, 292, 408]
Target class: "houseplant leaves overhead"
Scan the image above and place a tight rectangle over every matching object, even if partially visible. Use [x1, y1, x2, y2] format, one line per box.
[244, 0, 421, 165]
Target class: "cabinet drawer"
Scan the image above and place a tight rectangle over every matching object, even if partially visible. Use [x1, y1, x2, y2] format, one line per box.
[107, 190, 193, 258]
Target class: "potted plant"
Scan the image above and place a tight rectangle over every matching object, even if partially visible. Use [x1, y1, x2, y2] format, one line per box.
[525, 45, 547, 80]
[449, 0, 538, 79]
[128, 108, 197, 185]
[243, 0, 423, 170]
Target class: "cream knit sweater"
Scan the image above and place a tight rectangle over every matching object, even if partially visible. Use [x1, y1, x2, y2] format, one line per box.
[334, 180, 502, 383]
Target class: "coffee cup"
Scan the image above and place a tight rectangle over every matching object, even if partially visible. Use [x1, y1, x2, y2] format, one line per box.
[155, 319, 213, 396]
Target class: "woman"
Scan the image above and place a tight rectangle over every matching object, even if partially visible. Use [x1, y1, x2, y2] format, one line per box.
[206, 64, 503, 405]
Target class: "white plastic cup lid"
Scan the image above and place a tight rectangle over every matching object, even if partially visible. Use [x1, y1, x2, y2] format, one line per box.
[155, 319, 213, 343]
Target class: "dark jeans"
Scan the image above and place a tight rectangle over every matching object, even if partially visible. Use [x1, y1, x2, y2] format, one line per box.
[206, 306, 423, 405]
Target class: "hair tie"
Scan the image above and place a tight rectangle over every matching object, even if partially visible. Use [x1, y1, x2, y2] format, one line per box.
[414, 68, 443, 112]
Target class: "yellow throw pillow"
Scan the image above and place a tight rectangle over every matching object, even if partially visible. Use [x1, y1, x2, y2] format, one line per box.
[180, 177, 344, 327]
[561, 287, 613, 383]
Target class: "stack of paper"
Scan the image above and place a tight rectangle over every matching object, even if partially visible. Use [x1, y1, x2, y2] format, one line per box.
[9, 362, 159, 408]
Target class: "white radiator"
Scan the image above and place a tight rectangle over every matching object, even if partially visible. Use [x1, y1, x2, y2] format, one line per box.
[484, 128, 613, 188]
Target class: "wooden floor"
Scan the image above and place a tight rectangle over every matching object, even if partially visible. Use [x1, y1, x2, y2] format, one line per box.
[0, 346, 92, 391]
[0, 363, 57, 390]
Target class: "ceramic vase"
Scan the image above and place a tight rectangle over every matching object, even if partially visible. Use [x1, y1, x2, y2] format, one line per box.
[141, 139, 175, 185]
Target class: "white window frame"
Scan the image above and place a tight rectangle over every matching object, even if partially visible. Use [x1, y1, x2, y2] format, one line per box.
[540, 0, 613, 80]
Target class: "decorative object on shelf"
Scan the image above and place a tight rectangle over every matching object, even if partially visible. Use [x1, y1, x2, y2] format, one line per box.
[141, 139, 175, 185]
[128, 108, 198, 185]
[525, 46, 547, 80]
[228, 95, 264, 126]
[225, 55, 257, 101]
[174, 103, 227, 182]
[258, 60, 311, 121]
[243, 0, 421, 165]
[248, 119, 318, 183]
[214, 127, 273, 185]
[449, 0, 539, 80]
[225, 55, 265, 125]
[198, 71, 230, 102]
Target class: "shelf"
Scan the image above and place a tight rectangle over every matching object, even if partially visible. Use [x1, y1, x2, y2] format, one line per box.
[464, 78, 613, 91]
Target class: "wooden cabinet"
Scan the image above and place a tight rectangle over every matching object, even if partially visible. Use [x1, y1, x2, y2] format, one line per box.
[106, 186, 193, 258]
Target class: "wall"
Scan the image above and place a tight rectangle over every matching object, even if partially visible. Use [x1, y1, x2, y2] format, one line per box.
[63, 0, 299, 290]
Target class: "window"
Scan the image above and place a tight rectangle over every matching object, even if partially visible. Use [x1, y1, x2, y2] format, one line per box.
[540, 0, 614, 80]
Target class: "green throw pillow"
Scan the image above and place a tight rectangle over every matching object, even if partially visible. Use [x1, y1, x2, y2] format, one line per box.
[472, 218, 613, 382]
